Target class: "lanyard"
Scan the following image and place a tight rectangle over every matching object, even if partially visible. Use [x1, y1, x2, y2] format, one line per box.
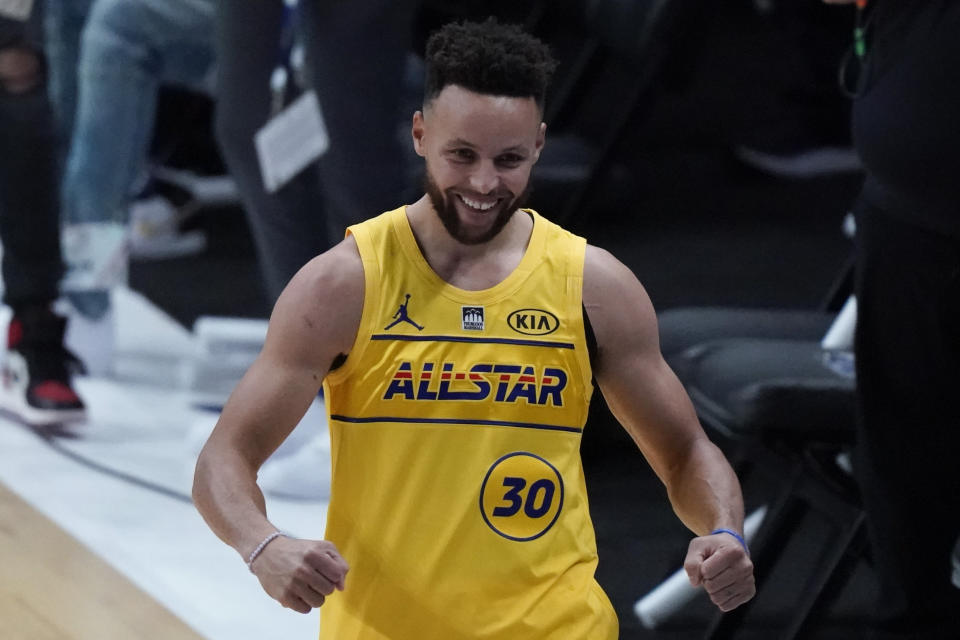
[839, 0, 874, 98]
[271, 0, 299, 116]
[854, 0, 870, 60]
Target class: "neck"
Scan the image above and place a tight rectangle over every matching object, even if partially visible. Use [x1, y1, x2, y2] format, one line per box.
[404, 196, 533, 290]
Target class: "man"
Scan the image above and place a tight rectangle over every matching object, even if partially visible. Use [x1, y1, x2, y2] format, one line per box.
[213, 0, 414, 306]
[824, 0, 960, 637]
[193, 19, 754, 638]
[44, 0, 217, 376]
[0, 2, 85, 426]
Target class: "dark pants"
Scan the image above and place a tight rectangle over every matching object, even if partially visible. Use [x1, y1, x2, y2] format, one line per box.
[213, 0, 414, 302]
[0, 11, 63, 310]
[853, 202, 960, 636]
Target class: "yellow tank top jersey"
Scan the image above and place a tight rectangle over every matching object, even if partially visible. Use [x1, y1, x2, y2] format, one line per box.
[319, 206, 618, 640]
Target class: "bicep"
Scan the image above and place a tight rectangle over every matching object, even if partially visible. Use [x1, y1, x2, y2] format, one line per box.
[202, 242, 364, 468]
[211, 353, 322, 469]
[584, 247, 705, 481]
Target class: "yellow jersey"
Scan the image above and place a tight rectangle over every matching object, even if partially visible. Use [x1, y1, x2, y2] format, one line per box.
[319, 206, 617, 639]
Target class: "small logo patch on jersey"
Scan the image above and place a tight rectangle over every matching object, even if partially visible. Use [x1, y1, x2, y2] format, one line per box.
[480, 452, 565, 542]
[507, 309, 559, 336]
[385, 293, 424, 331]
[462, 306, 484, 331]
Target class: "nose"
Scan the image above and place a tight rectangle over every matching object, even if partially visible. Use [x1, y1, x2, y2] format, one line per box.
[468, 160, 499, 195]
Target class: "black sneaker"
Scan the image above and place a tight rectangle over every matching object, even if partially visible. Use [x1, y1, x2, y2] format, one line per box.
[1, 306, 86, 426]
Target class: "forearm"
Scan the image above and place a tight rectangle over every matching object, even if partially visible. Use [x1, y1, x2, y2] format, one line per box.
[664, 438, 745, 537]
[192, 447, 279, 561]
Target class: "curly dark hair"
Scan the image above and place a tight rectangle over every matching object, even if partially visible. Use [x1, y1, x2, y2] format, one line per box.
[423, 18, 558, 110]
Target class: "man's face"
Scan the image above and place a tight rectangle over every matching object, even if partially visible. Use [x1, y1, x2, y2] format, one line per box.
[412, 85, 546, 245]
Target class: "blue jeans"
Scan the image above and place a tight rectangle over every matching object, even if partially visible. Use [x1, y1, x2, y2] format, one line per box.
[44, 0, 214, 317]
[47, 0, 214, 226]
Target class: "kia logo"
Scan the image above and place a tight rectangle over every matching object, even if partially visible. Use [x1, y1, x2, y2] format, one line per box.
[508, 309, 559, 335]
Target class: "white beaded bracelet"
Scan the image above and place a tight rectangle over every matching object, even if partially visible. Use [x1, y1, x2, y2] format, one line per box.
[247, 531, 285, 573]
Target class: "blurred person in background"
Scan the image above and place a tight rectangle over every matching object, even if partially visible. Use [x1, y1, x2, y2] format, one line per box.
[43, 0, 216, 376]
[209, 0, 417, 499]
[0, 1, 85, 426]
[734, 0, 860, 178]
[825, 0, 960, 637]
[213, 0, 416, 305]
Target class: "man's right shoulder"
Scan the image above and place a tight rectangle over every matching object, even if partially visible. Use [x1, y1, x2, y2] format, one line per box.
[270, 236, 365, 359]
[278, 236, 365, 318]
[298, 236, 364, 293]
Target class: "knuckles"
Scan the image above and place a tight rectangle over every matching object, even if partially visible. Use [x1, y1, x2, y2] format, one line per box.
[260, 539, 345, 611]
[293, 565, 316, 585]
[281, 586, 300, 604]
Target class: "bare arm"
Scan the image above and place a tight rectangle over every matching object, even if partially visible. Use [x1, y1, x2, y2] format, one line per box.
[583, 245, 754, 611]
[192, 236, 363, 612]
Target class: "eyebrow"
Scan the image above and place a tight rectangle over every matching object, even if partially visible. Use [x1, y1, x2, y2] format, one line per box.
[444, 138, 527, 154]
[445, 138, 478, 149]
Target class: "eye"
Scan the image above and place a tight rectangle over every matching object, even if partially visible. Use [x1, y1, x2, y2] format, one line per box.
[496, 153, 524, 167]
[449, 148, 476, 162]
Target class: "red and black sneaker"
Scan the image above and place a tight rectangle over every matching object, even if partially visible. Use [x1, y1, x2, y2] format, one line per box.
[1, 306, 86, 426]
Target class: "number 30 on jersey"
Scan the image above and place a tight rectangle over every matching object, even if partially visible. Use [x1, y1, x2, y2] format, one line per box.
[479, 452, 564, 541]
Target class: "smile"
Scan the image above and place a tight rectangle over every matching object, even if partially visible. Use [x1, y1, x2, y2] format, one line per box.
[457, 194, 499, 212]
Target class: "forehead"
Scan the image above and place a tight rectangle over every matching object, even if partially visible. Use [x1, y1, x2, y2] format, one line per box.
[424, 85, 542, 146]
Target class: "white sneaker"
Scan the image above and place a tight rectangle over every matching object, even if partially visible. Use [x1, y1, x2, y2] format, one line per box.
[185, 397, 329, 500]
[62, 302, 115, 378]
[184, 408, 220, 460]
[129, 196, 207, 260]
[183, 400, 317, 461]
[258, 432, 332, 501]
[258, 399, 331, 501]
[61, 222, 128, 291]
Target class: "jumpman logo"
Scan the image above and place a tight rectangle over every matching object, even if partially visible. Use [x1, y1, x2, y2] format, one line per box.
[384, 293, 424, 331]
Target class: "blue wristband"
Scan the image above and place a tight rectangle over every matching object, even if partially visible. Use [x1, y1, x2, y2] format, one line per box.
[711, 528, 749, 555]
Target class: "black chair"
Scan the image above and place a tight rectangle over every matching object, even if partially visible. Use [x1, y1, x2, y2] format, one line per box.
[659, 307, 835, 363]
[544, 0, 715, 225]
[665, 333, 867, 639]
[657, 246, 854, 363]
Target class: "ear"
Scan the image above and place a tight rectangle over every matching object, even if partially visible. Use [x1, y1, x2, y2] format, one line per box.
[411, 110, 426, 157]
[532, 122, 547, 162]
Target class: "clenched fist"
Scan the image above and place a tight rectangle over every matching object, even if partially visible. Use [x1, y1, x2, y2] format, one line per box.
[250, 537, 349, 614]
[684, 532, 755, 612]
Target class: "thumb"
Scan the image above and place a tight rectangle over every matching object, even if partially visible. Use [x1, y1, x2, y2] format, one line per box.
[683, 546, 708, 587]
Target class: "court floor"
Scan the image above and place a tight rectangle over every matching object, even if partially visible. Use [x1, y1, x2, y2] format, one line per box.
[0, 288, 327, 640]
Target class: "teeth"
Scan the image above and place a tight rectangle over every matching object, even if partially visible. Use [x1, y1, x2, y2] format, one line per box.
[460, 195, 496, 211]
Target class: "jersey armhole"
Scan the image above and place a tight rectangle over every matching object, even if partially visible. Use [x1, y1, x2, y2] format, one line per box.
[582, 304, 598, 370]
[566, 235, 594, 404]
[324, 226, 381, 385]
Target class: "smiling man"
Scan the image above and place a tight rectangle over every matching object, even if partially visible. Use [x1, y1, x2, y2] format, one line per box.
[417, 84, 540, 245]
[193, 19, 754, 639]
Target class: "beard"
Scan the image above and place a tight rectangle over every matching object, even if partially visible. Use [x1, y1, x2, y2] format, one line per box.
[423, 171, 531, 246]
